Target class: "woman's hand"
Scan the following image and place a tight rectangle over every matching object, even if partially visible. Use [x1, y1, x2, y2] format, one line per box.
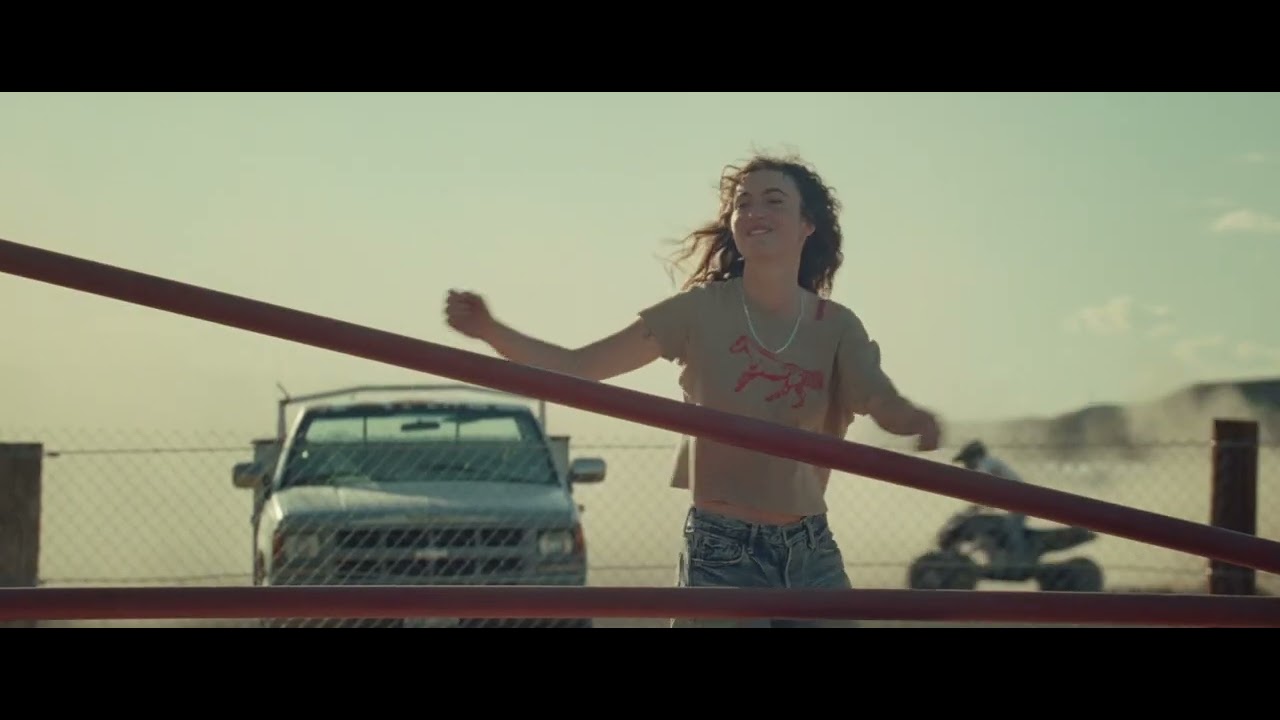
[445, 290, 497, 342]
[908, 407, 942, 452]
[869, 395, 942, 452]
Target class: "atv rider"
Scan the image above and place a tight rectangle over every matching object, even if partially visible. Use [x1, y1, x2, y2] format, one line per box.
[952, 440, 1031, 570]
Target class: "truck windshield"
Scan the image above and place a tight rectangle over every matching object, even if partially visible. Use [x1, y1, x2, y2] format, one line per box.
[278, 406, 558, 489]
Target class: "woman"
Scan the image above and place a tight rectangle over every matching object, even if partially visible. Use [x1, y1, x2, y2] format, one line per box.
[444, 153, 942, 627]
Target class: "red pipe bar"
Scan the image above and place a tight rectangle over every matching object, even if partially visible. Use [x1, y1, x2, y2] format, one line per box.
[0, 585, 1277, 626]
[3, 236, 1279, 576]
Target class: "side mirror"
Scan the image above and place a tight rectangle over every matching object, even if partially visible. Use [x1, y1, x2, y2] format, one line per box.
[568, 457, 606, 484]
[233, 461, 266, 489]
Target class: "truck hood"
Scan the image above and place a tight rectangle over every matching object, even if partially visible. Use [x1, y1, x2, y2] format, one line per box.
[271, 481, 575, 524]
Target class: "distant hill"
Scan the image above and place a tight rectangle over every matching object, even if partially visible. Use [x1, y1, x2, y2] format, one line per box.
[975, 377, 1280, 459]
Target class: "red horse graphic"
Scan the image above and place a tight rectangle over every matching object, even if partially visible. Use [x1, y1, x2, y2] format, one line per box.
[729, 335, 825, 409]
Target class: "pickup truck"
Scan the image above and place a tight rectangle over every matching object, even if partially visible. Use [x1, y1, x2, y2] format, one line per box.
[231, 384, 606, 628]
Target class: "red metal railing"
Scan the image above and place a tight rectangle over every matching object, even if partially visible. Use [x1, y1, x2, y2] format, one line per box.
[2, 235, 1278, 626]
[1, 585, 1277, 627]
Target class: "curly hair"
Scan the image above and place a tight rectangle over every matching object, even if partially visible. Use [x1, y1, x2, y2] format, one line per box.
[667, 153, 845, 297]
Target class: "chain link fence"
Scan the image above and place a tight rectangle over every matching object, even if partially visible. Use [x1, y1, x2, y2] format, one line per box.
[2, 426, 1276, 627]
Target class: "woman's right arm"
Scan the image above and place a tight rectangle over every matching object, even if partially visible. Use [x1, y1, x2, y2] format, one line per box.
[446, 289, 675, 382]
[483, 317, 662, 382]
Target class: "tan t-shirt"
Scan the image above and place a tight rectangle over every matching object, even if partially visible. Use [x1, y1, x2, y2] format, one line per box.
[639, 277, 896, 516]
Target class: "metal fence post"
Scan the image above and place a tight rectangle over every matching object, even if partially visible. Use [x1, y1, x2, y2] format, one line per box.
[1209, 420, 1258, 595]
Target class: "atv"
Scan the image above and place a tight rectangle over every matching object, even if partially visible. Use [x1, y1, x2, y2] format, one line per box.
[907, 504, 1104, 592]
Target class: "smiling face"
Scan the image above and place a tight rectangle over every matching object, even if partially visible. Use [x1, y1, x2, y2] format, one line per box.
[672, 153, 845, 297]
[730, 168, 815, 266]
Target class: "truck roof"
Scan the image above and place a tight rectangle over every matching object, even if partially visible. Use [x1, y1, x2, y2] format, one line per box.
[300, 400, 536, 416]
[273, 383, 548, 440]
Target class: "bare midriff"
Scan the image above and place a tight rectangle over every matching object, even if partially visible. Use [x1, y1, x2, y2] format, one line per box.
[694, 497, 809, 525]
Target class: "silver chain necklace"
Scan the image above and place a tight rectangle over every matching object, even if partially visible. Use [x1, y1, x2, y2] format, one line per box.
[741, 283, 805, 354]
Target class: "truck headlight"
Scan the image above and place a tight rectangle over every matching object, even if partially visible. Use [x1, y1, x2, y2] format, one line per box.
[537, 530, 575, 556]
[281, 533, 321, 560]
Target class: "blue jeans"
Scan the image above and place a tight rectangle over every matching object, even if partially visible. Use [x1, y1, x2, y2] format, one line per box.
[671, 507, 857, 628]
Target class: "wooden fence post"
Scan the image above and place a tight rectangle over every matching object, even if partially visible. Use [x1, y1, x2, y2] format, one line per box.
[1209, 420, 1258, 595]
[0, 443, 42, 628]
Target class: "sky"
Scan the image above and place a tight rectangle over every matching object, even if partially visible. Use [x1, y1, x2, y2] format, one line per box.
[1, 91, 1278, 446]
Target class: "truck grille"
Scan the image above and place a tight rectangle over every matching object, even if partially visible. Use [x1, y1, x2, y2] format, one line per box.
[336, 557, 523, 578]
[325, 525, 529, 581]
[333, 526, 525, 550]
